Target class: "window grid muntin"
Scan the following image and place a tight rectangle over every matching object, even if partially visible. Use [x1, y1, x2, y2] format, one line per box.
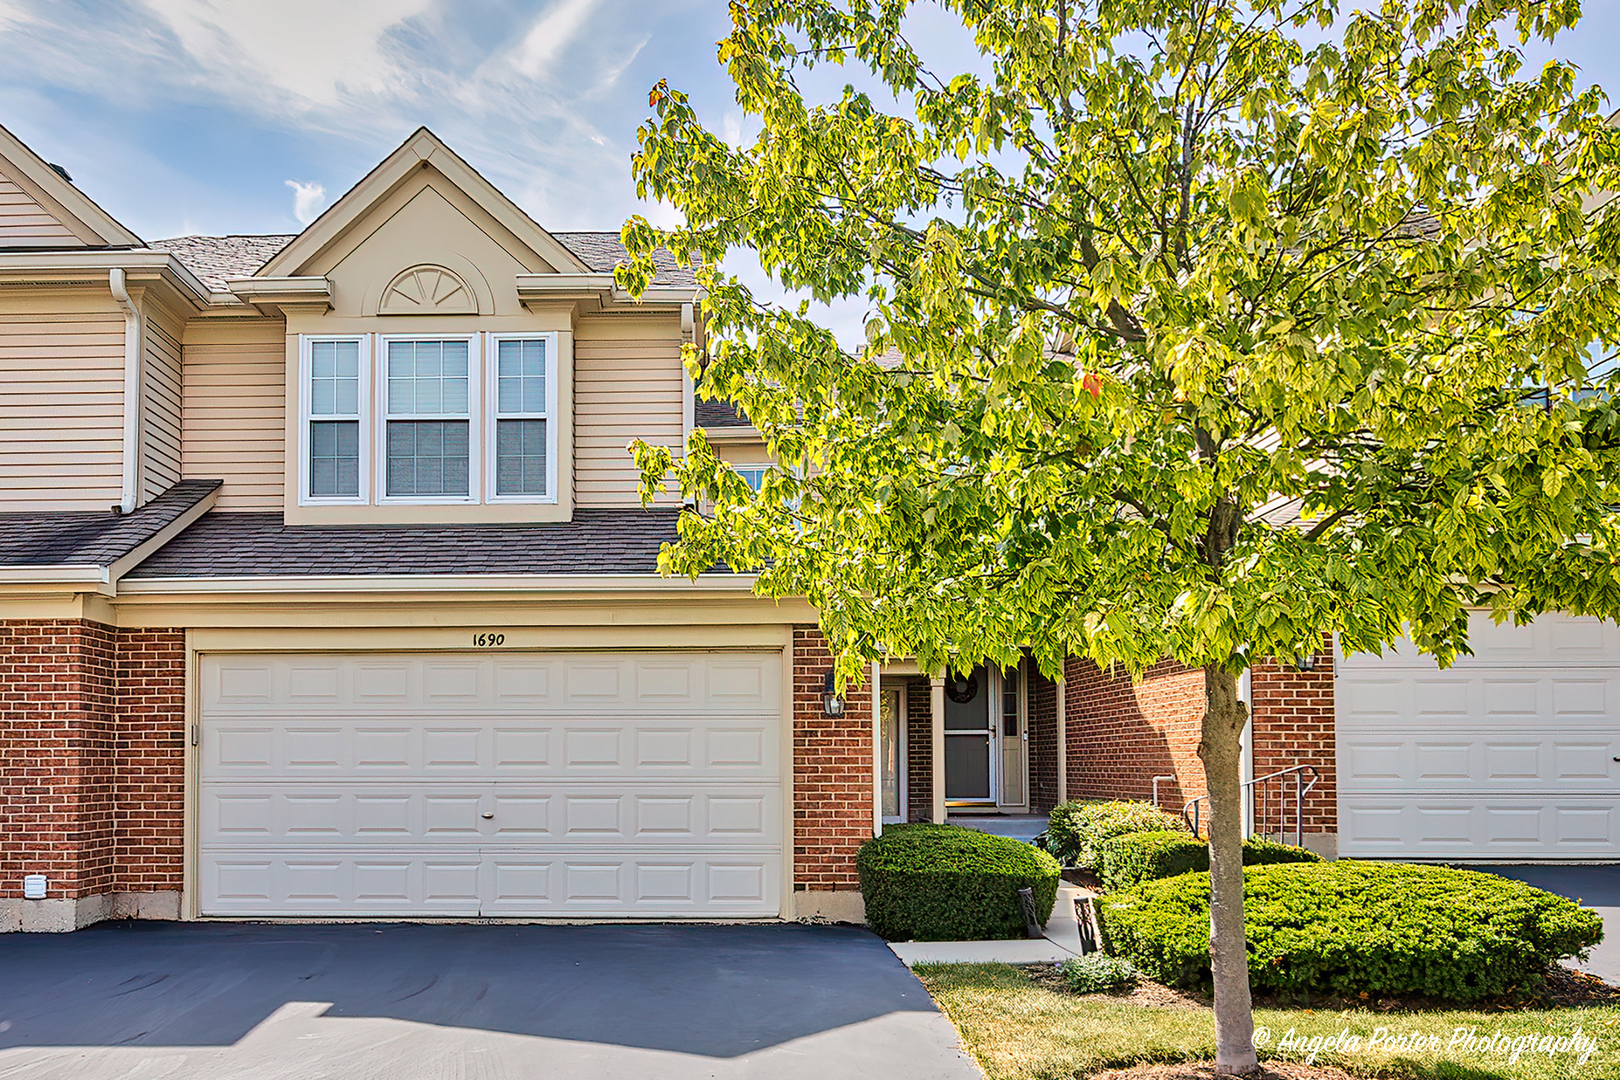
[302, 336, 367, 502]
[486, 333, 556, 503]
[381, 336, 477, 501]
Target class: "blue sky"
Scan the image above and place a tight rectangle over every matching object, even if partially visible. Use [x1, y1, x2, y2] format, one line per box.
[0, 1, 1614, 266]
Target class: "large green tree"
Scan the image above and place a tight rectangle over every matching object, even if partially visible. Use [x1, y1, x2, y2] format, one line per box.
[620, 1, 1620, 1073]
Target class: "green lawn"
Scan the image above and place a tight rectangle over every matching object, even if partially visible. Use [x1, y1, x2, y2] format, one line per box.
[915, 963, 1620, 1080]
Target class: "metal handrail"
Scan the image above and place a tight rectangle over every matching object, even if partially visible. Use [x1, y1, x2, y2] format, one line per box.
[1183, 764, 1319, 848]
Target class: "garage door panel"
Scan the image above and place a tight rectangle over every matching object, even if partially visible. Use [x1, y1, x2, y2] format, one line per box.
[1341, 796, 1620, 858]
[199, 650, 784, 917]
[1339, 613, 1620, 860]
[1339, 731, 1619, 791]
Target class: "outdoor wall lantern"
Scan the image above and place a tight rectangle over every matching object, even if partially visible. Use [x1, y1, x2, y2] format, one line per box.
[823, 670, 845, 717]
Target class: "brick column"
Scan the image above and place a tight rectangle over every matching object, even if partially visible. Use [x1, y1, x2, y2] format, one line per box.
[114, 629, 187, 917]
[0, 619, 118, 931]
[791, 626, 873, 922]
[1248, 636, 1337, 856]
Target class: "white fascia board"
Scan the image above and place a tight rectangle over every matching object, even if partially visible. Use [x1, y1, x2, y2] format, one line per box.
[115, 572, 761, 596]
[0, 251, 213, 307]
[0, 565, 112, 588]
[224, 276, 332, 299]
[699, 425, 763, 441]
[515, 275, 698, 306]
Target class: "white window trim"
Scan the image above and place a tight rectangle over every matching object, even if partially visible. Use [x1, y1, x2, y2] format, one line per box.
[298, 334, 370, 506]
[483, 331, 560, 504]
[732, 462, 771, 492]
[375, 333, 482, 505]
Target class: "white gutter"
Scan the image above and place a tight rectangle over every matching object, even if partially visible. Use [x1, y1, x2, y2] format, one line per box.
[115, 572, 764, 596]
[110, 268, 141, 513]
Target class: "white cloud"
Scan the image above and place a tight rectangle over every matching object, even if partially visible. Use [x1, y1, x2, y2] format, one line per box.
[284, 180, 326, 225]
[509, 0, 605, 77]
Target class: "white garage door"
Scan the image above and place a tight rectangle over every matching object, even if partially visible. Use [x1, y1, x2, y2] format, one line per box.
[198, 651, 784, 918]
[1338, 612, 1620, 859]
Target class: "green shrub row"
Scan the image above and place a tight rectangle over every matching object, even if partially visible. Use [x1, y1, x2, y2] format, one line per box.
[1097, 830, 1320, 891]
[1096, 861, 1604, 1002]
[857, 823, 1061, 941]
[1045, 800, 1186, 869]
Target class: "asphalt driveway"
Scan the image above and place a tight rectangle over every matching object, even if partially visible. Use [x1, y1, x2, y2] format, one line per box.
[0, 921, 982, 1080]
[1476, 864, 1620, 984]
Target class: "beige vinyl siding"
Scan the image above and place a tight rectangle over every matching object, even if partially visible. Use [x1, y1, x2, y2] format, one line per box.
[141, 304, 184, 500]
[0, 297, 125, 511]
[0, 175, 77, 245]
[573, 316, 684, 507]
[182, 318, 286, 510]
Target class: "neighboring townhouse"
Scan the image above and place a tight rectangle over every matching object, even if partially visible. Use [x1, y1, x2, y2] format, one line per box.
[1, 123, 1617, 933]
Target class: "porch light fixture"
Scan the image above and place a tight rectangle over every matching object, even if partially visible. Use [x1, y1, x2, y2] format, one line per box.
[1293, 652, 1319, 672]
[823, 671, 845, 717]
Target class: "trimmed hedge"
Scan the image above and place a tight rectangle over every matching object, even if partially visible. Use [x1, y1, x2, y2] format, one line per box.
[858, 823, 1061, 942]
[1096, 861, 1604, 1002]
[1046, 800, 1187, 869]
[1097, 830, 1321, 891]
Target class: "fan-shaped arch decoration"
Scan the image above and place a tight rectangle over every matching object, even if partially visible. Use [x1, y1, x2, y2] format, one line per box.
[378, 264, 479, 314]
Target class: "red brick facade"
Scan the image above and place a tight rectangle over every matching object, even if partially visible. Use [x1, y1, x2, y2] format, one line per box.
[0, 619, 117, 901]
[1026, 667, 1060, 813]
[116, 629, 187, 893]
[791, 626, 874, 892]
[1064, 656, 1208, 811]
[903, 676, 933, 821]
[0, 620, 186, 905]
[1060, 647, 1340, 839]
[1248, 640, 1337, 835]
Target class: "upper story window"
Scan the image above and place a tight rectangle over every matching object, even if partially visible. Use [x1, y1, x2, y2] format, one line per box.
[300, 333, 556, 506]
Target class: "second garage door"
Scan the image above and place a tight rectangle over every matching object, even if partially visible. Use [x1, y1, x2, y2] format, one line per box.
[1338, 613, 1620, 859]
[198, 650, 784, 918]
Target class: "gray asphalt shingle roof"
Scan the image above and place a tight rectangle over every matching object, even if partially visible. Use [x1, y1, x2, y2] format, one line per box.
[124, 508, 690, 578]
[694, 399, 752, 428]
[150, 235, 295, 292]
[152, 232, 696, 293]
[0, 479, 220, 567]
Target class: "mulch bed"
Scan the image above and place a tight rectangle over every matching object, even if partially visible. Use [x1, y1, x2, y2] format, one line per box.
[1087, 1064, 1363, 1080]
[1022, 961, 1620, 1012]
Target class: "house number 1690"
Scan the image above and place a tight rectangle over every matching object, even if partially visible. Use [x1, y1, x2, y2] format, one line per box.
[472, 632, 507, 647]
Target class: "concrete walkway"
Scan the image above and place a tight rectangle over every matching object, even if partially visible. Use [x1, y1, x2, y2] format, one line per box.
[0, 921, 983, 1080]
[945, 815, 1047, 843]
[889, 882, 1090, 966]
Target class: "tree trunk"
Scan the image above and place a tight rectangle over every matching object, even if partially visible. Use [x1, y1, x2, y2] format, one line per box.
[1201, 663, 1258, 1076]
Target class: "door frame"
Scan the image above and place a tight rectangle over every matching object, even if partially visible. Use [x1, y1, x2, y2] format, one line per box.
[880, 685, 907, 824]
[946, 667, 1004, 809]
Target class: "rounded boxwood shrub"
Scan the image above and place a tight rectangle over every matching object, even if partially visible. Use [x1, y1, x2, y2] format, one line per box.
[858, 824, 1060, 941]
[1096, 861, 1604, 1002]
[1097, 830, 1321, 891]
[1046, 800, 1187, 869]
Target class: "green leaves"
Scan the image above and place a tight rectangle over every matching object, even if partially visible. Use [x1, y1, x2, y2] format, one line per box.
[621, 0, 1620, 683]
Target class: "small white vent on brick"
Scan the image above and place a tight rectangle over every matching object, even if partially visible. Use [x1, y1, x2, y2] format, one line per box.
[22, 875, 46, 900]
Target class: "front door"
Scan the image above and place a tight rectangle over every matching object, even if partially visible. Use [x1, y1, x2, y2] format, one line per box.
[944, 667, 996, 805]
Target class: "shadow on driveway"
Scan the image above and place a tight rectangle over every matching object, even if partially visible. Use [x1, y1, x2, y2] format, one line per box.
[0, 921, 980, 1080]
[1475, 864, 1620, 985]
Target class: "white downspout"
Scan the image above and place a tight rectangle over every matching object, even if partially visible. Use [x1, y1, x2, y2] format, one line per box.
[110, 269, 142, 513]
[1056, 672, 1068, 804]
[1239, 667, 1254, 836]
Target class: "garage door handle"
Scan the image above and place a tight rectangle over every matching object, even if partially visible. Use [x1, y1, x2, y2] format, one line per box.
[481, 812, 494, 819]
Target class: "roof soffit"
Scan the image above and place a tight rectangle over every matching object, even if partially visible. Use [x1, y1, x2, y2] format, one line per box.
[0, 122, 143, 247]
[258, 127, 589, 280]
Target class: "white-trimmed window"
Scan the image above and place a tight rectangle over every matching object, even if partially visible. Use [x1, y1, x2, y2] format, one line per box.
[381, 335, 477, 501]
[299, 332, 558, 506]
[487, 335, 554, 500]
[302, 336, 368, 501]
[733, 464, 770, 492]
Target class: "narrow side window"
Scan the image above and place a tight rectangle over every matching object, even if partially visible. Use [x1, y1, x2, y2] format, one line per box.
[308, 338, 361, 498]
